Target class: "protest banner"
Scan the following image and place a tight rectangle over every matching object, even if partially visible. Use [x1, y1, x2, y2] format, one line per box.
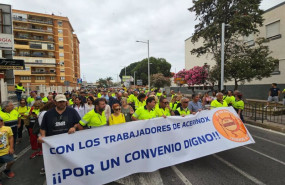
[42, 107, 255, 185]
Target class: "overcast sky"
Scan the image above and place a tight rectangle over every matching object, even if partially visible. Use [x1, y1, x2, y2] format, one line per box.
[2, 0, 285, 82]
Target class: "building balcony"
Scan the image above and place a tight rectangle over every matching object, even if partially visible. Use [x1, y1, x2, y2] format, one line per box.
[13, 17, 53, 25]
[14, 35, 54, 42]
[14, 44, 30, 49]
[14, 53, 55, 58]
[31, 71, 56, 75]
[14, 26, 53, 34]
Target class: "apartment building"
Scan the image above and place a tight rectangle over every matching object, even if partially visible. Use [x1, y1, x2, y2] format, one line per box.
[185, 2, 285, 99]
[12, 9, 80, 89]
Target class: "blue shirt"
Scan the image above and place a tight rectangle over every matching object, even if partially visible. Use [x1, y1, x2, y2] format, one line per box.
[188, 101, 203, 112]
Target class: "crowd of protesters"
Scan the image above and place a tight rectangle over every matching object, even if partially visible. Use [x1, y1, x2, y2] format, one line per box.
[0, 85, 251, 184]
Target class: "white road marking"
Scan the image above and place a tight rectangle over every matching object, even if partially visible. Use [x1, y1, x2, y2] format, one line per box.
[116, 171, 163, 185]
[243, 146, 285, 166]
[171, 166, 193, 185]
[213, 154, 266, 185]
[252, 134, 285, 147]
[245, 124, 285, 136]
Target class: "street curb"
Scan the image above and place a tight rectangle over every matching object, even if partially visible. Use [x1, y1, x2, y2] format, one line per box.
[245, 118, 285, 134]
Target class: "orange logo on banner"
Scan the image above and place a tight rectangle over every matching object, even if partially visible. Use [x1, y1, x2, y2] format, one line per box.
[212, 109, 249, 142]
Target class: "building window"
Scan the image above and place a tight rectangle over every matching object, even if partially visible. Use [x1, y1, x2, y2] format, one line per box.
[266, 21, 281, 40]
[60, 61, 64, 66]
[59, 46, 64, 49]
[59, 37, 63, 41]
[58, 29, 63, 33]
[60, 77, 65, 80]
[50, 76, 55, 80]
[59, 53, 64, 57]
[25, 67, 30, 71]
[58, 21, 62, 27]
[36, 76, 45, 80]
[60, 69, 65, 72]
[20, 76, 31, 80]
[244, 33, 255, 46]
[35, 60, 43, 63]
[271, 61, 280, 75]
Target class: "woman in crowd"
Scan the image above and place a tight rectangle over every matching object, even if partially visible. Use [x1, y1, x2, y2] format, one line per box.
[27, 100, 43, 159]
[14, 98, 29, 144]
[85, 96, 95, 113]
[202, 92, 213, 109]
[73, 97, 87, 118]
[102, 98, 111, 124]
[109, 103, 126, 125]
[121, 97, 134, 122]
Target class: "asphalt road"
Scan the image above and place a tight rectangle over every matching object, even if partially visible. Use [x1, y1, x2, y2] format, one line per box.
[1, 124, 284, 185]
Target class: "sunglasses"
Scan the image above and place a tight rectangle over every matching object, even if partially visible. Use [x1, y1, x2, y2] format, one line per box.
[183, 101, 189, 103]
[163, 102, 169, 104]
[114, 108, 121, 111]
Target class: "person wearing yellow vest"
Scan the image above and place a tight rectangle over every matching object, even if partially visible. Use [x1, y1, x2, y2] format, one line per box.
[109, 103, 126, 125]
[233, 93, 245, 122]
[0, 115, 16, 180]
[132, 97, 157, 120]
[78, 98, 107, 129]
[69, 93, 77, 106]
[27, 91, 37, 107]
[14, 98, 29, 143]
[40, 93, 48, 104]
[15, 83, 25, 102]
[155, 97, 174, 118]
[97, 91, 102, 98]
[224, 90, 235, 106]
[135, 93, 146, 110]
[156, 89, 162, 98]
[170, 90, 176, 99]
[211, 92, 228, 109]
[174, 97, 191, 116]
[0, 101, 21, 158]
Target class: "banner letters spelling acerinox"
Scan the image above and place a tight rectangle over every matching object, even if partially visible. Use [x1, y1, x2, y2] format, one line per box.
[42, 107, 255, 185]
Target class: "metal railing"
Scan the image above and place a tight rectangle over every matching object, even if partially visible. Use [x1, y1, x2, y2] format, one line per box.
[14, 53, 55, 58]
[13, 17, 53, 25]
[243, 103, 285, 124]
[14, 35, 54, 42]
[14, 26, 53, 33]
[31, 71, 56, 74]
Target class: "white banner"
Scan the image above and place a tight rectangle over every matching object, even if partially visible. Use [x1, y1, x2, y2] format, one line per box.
[42, 107, 255, 185]
[0, 33, 13, 50]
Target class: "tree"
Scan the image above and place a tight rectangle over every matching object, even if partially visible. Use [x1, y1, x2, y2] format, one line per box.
[151, 73, 171, 88]
[175, 65, 209, 87]
[189, 0, 264, 89]
[97, 78, 108, 88]
[119, 57, 172, 86]
[209, 38, 277, 90]
[106, 77, 113, 87]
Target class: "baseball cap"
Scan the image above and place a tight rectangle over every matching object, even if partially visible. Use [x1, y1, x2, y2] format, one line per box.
[55, 94, 67, 102]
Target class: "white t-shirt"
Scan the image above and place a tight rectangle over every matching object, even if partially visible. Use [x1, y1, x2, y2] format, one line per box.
[73, 105, 87, 118]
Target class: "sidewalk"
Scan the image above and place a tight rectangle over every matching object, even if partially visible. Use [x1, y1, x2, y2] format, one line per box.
[244, 116, 285, 133]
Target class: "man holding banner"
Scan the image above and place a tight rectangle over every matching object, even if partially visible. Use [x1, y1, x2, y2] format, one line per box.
[38, 94, 81, 142]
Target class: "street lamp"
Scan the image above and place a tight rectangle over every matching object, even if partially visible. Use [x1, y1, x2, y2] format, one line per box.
[221, 23, 225, 91]
[136, 40, 150, 88]
[220, 23, 230, 91]
[134, 71, 137, 86]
